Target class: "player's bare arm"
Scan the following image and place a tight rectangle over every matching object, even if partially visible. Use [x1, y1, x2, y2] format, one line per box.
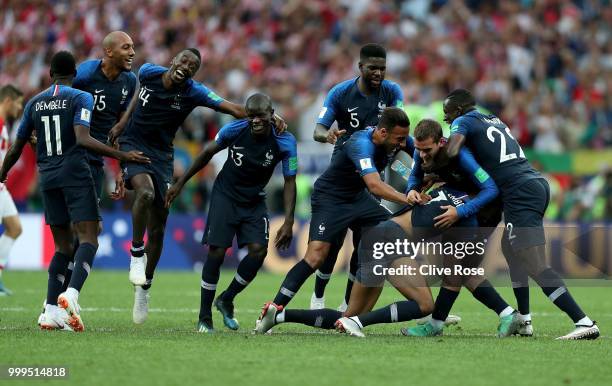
[164, 140, 222, 207]
[362, 172, 409, 205]
[275, 174, 296, 250]
[74, 124, 149, 163]
[313, 123, 345, 144]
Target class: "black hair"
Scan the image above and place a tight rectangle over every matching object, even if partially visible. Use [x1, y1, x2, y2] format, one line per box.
[445, 89, 476, 109]
[50, 51, 76, 77]
[184, 48, 201, 62]
[0, 84, 23, 101]
[378, 107, 409, 131]
[414, 119, 443, 142]
[360, 43, 386, 61]
[246, 93, 272, 111]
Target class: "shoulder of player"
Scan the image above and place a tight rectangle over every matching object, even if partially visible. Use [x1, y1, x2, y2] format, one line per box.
[273, 130, 297, 148]
[347, 128, 374, 150]
[138, 63, 167, 81]
[381, 79, 401, 90]
[329, 78, 357, 97]
[76, 59, 102, 80]
[220, 119, 249, 134]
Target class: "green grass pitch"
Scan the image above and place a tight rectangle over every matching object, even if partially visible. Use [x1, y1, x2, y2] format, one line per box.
[1, 271, 611, 386]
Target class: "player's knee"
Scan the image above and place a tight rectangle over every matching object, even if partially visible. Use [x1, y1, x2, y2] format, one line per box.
[136, 187, 155, 205]
[248, 245, 267, 260]
[207, 247, 226, 260]
[5, 222, 22, 239]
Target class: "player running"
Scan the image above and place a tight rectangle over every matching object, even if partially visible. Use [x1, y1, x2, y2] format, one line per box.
[444, 89, 599, 340]
[114, 48, 285, 324]
[0, 85, 24, 295]
[311, 43, 410, 311]
[0, 51, 149, 331]
[255, 107, 413, 329]
[165, 94, 297, 333]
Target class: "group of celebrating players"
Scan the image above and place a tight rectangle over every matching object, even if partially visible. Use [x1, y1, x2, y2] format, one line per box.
[0, 30, 599, 340]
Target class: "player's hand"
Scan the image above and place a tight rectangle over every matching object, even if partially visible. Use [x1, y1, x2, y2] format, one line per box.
[327, 128, 346, 145]
[108, 124, 125, 146]
[164, 182, 184, 208]
[406, 189, 425, 205]
[273, 114, 287, 134]
[29, 133, 37, 146]
[274, 221, 293, 250]
[110, 170, 126, 200]
[120, 150, 150, 164]
[434, 205, 459, 229]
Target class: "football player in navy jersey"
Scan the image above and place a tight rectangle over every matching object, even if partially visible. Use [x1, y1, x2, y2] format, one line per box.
[114, 48, 286, 324]
[444, 89, 599, 340]
[255, 107, 413, 332]
[49, 31, 138, 298]
[310, 43, 412, 312]
[0, 51, 148, 332]
[165, 94, 297, 333]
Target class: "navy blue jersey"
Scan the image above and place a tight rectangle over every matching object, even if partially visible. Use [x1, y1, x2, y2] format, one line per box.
[73, 59, 136, 165]
[317, 78, 403, 148]
[407, 147, 499, 219]
[450, 110, 540, 193]
[17, 85, 94, 190]
[314, 127, 400, 199]
[120, 63, 225, 160]
[213, 119, 298, 204]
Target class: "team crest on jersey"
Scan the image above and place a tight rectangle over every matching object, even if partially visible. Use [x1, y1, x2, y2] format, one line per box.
[262, 150, 274, 167]
[120, 87, 129, 105]
[378, 101, 386, 117]
[171, 93, 182, 110]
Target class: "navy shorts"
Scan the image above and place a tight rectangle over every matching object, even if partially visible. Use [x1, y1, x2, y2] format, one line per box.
[90, 163, 105, 203]
[42, 185, 100, 226]
[203, 191, 269, 248]
[502, 178, 550, 251]
[309, 190, 391, 243]
[121, 159, 173, 206]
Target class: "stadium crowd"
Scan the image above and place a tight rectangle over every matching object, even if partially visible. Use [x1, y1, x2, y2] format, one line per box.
[0, 0, 610, 218]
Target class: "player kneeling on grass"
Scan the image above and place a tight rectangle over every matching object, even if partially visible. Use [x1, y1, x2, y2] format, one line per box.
[165, 94, 297, 333]
[0, 51, 149, 332]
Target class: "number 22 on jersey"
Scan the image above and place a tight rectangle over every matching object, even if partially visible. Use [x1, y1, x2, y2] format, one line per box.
[486, 126, 525, 164]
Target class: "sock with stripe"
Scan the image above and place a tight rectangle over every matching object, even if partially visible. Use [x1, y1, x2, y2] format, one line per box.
[221, 254, 265, 302]
[199, 254, 223, 321]
[313, 255, 335, 299]
[131, 241, 145, 257]
[356, 301, 424, 327]
[273, 259, 315, 306]
[277, 308, 342, 329]
[68, 243, 97, 292]
[535, 268, 585, 323]
[46, 252, 71, 305]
